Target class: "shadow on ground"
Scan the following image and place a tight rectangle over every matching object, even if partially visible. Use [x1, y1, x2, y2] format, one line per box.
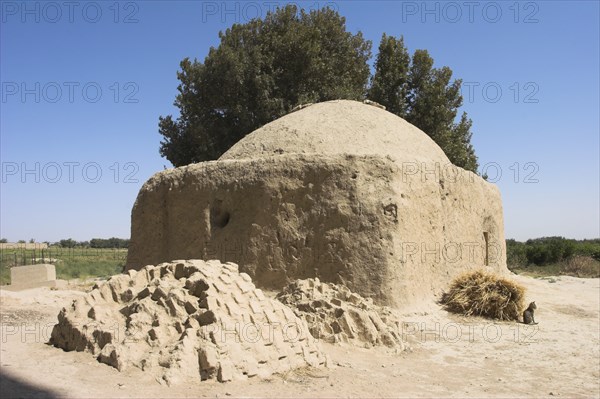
[0, 369, 61, 398]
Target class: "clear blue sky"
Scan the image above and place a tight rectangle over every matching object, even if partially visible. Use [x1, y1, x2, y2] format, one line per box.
[1, 0, 598, 242]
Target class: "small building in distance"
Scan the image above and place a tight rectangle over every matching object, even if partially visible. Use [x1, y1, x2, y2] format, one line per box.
[0, 242, 48, 250]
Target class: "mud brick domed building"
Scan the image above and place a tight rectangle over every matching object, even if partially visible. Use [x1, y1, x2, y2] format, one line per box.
[126, 100, 506, 308]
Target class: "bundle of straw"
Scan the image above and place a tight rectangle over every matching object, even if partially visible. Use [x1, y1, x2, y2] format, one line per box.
[440, 269, 526, 320]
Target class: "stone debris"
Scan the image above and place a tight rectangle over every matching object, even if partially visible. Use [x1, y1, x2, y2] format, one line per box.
[276, 278, 404, 349]
[290, 103, 314, 113]
[362, 99, 386, 110]
[50, 260, 326, 385]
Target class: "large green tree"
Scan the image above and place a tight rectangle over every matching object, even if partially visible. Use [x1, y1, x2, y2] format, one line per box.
[160, 8, 479, 173]
[159, 5, 372, 166]
[369, 35, 478, 172]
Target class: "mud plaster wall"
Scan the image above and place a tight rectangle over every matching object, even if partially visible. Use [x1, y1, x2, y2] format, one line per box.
[126, 154, 506, 309]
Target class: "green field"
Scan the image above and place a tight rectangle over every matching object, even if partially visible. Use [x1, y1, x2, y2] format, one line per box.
[0, 247, 127, 285]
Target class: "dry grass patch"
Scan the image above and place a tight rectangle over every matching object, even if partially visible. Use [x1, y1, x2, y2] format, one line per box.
[441, 269, 526, 321]
[562, 256, 600, 278]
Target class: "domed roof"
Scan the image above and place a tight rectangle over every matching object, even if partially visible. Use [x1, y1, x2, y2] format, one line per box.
[219, 100, 450, 165]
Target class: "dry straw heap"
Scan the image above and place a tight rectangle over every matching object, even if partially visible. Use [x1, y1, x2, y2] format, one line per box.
[440, 269, 526, 320]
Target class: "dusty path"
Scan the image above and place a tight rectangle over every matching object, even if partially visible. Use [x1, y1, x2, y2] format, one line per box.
[1, 274, 598, 398]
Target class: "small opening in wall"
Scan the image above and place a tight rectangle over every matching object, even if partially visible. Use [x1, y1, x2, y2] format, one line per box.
[216, 212, 230, 228]
[483, 232, 489, 266]
[210, 204, 230, 229]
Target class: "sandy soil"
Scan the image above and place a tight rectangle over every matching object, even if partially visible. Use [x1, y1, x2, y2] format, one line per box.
[1, 274, 598, 398]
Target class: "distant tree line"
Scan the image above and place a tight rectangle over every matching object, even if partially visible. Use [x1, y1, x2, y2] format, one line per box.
[54, 238, 130, 249]
[506, 237, 600, 267]
[89, 238, 130, 249]
[1, 238, 130, 248]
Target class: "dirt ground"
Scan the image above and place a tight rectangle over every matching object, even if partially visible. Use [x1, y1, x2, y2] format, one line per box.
[1, 274, 598, 398]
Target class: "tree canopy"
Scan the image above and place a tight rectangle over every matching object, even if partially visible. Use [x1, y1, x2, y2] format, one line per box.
[159, 5, 371, 165]
[368, 34, 478, 172]
[506, 237, 600, 267]
[159, 5, 479, 172]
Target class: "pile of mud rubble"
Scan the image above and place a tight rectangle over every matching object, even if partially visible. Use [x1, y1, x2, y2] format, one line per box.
[50, 260, 404, 384]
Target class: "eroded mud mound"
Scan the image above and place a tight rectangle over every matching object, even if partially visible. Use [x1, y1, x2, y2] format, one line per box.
[277, 278, 404, 349]
[50, 260, 326, 385]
